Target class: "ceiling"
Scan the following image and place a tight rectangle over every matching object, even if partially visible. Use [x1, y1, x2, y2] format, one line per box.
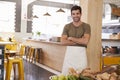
[43, 0, 120, 7]
[104, 0, 120, 7]
[42, 0, 79, 4]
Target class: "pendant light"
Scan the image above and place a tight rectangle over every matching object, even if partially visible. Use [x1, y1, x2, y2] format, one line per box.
[32, 15, 39, 18]
[30, 15, 39, 20]
[26, 15, 38, 21]
[43, 2, 51, 16]
[56, 8, 65, 13]
[56, 2, 65, 13]
[43, 12, 51, 16]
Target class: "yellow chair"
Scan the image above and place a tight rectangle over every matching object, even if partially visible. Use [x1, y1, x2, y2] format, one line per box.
[28, 47, 34, 62]
[4, 42, 18, 59]
[4, 60, 7, 70]
[5, 44, 25, 58]
[5, 57, 24, 80]
[34, 48, 42, 63]
[4, 44, 18, 71]
[5, 42, 18, 51]
[4, 44, 25, 80]
[16, 44, 25, 57]
[26, 47, 42, 63]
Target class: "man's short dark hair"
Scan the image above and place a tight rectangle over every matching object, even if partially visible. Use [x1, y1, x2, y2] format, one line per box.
[71, 5, 82, 14]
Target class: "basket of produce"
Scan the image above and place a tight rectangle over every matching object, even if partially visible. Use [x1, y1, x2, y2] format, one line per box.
[49, 66, 120, 80]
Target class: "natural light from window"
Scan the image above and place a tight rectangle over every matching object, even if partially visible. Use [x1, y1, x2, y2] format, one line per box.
[32, 5, 72, 37]
[0, 1, 16, 32]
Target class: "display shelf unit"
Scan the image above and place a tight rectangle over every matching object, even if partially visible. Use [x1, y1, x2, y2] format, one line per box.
[102, 39, 120, 69]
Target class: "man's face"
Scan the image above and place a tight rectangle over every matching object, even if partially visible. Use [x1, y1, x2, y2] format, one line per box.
[71, 9, 81, 22]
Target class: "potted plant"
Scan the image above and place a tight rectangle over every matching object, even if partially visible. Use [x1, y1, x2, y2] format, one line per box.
[36, 31, 41, 39]
[36, 31, 41, 36]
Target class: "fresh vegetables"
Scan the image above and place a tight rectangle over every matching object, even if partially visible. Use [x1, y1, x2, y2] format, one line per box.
[49, 67, 119, 80]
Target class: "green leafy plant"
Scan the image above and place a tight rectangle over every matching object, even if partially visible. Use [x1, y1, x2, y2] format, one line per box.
[36, 31, 41, 36]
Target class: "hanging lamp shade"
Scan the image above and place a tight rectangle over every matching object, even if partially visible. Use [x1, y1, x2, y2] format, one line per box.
[27, 15, 38, 21]
[43, 12, 51, 16]
[56, 8, 65, 13]
[32, 15, 39, 18]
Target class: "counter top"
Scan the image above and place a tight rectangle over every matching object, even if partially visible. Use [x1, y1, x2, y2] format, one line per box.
[102, 39, 120, 41]
[26, 39, 67, 46]
[102, 53, 120, 57]
[102, 39, 120, 47]
[0, 41, 14, 45]
[26, 39, 86, 47]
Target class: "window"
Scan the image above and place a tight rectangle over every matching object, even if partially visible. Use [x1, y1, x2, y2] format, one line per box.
[32, 5, 71, 36]
[27, 1, 73, 37]
[0, 1, 16, 32]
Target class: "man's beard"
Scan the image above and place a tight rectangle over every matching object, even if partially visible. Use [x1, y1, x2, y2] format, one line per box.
[73, 17, 80, 22]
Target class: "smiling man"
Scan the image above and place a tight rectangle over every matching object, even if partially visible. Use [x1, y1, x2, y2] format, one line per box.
[61, 5, 91, 47]
[61, 5, 91, 75]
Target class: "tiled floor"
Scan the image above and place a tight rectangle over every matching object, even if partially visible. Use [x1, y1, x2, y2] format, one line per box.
[4, 60, 55, 80]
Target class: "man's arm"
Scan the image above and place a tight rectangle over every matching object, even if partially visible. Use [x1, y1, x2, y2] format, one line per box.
[61, 35, 76, 45]
[68, 33, 90, 45]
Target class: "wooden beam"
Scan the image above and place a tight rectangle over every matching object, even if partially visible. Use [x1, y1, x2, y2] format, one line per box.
[80, 0, 103, 72]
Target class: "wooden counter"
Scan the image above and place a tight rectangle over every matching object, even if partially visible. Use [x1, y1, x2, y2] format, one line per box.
[23, 39, 87, 73]
[23, 39, 67, 72]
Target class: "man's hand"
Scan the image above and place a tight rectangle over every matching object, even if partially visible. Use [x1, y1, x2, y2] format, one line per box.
[61, 35, 76, 45]
[67, 34, 90, 46]
[68, 37, 73, 41]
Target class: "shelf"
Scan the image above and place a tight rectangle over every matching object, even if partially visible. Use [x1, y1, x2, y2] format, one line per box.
[102, 38, 120, 69]
[102, 56, 120, 65]
[102, 39, 120, 41]
[102, 53, 120, 57]
[102, 39, 120, 47]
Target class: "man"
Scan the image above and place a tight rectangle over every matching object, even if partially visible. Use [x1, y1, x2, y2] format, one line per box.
[61, 5, 91, 47]
[61, 5, 91, 74]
